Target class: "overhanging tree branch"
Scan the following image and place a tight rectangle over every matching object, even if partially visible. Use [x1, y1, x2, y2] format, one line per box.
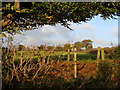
[2, 2, 120, 34]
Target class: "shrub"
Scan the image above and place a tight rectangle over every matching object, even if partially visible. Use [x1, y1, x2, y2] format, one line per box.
[97, 61, 112, 79]
[86, 49, 97, 55]
[110, 46, 120, 60]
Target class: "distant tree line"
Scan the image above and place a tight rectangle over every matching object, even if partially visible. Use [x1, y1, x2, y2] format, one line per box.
[2, 40, 120, 60]
[37, 39, 93, 51]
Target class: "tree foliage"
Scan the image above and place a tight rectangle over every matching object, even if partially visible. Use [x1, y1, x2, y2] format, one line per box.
[18, 44, 25, 51]
[47, 46, 54, 51]
[81, 39, 93, 50]
[74, 41, 83, 51]
[64, 43, 70, 51]
[2, 2, 120, 34]
[38, 44, 46, 50]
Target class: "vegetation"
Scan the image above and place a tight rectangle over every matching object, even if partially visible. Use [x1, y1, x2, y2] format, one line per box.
[2, 2, 120, 34]
[2, 43, 120, 89]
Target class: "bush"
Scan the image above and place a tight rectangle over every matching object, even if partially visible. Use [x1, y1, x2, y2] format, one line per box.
[110, 46, 120, 60]
[97, 61, 112, 79]
[86, 49, 97, 55]
[94, 60, 113, 88]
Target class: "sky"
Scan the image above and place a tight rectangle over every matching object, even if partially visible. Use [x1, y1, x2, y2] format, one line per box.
[12, 15, 118, 48]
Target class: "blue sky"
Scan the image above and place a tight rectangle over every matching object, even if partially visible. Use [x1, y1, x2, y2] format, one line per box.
[13, 14, 118, 48]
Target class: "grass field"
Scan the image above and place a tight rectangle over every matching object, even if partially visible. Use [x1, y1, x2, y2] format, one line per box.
[14, 50, 96, 62]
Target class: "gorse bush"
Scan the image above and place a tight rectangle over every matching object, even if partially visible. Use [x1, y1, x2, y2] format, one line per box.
[97, 61, 112, 79]
[110, 46, 120, 60]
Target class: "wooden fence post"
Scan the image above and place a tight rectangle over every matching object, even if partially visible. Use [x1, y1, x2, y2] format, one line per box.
[74, 47, 77, 79]
[68, 49, 70, 61]
[101, 49, 105, 60]
[97, 47, 101, 60]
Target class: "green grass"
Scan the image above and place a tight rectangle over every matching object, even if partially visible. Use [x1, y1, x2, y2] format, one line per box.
[14, 50, 96, 63]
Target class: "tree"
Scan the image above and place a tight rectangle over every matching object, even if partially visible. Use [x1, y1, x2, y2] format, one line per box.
[47, 46, 54, 51]
[64, 43, 71, 51]
[18, 44, 25, 51]
[74, 41, 83, 51]
[2, 2, 120, 34]
[38, 44, 46, 51]
[81, 39, 93, 50]
[56, 46, 64, 51]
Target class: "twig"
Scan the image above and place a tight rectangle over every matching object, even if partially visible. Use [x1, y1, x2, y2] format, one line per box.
[78, 64, 86, 71]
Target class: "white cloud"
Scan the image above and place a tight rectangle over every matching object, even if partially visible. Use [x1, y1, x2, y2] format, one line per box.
[12, 22, 117, 48]
[13, 24, 75, 46]
[12, 24, 103, 48]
